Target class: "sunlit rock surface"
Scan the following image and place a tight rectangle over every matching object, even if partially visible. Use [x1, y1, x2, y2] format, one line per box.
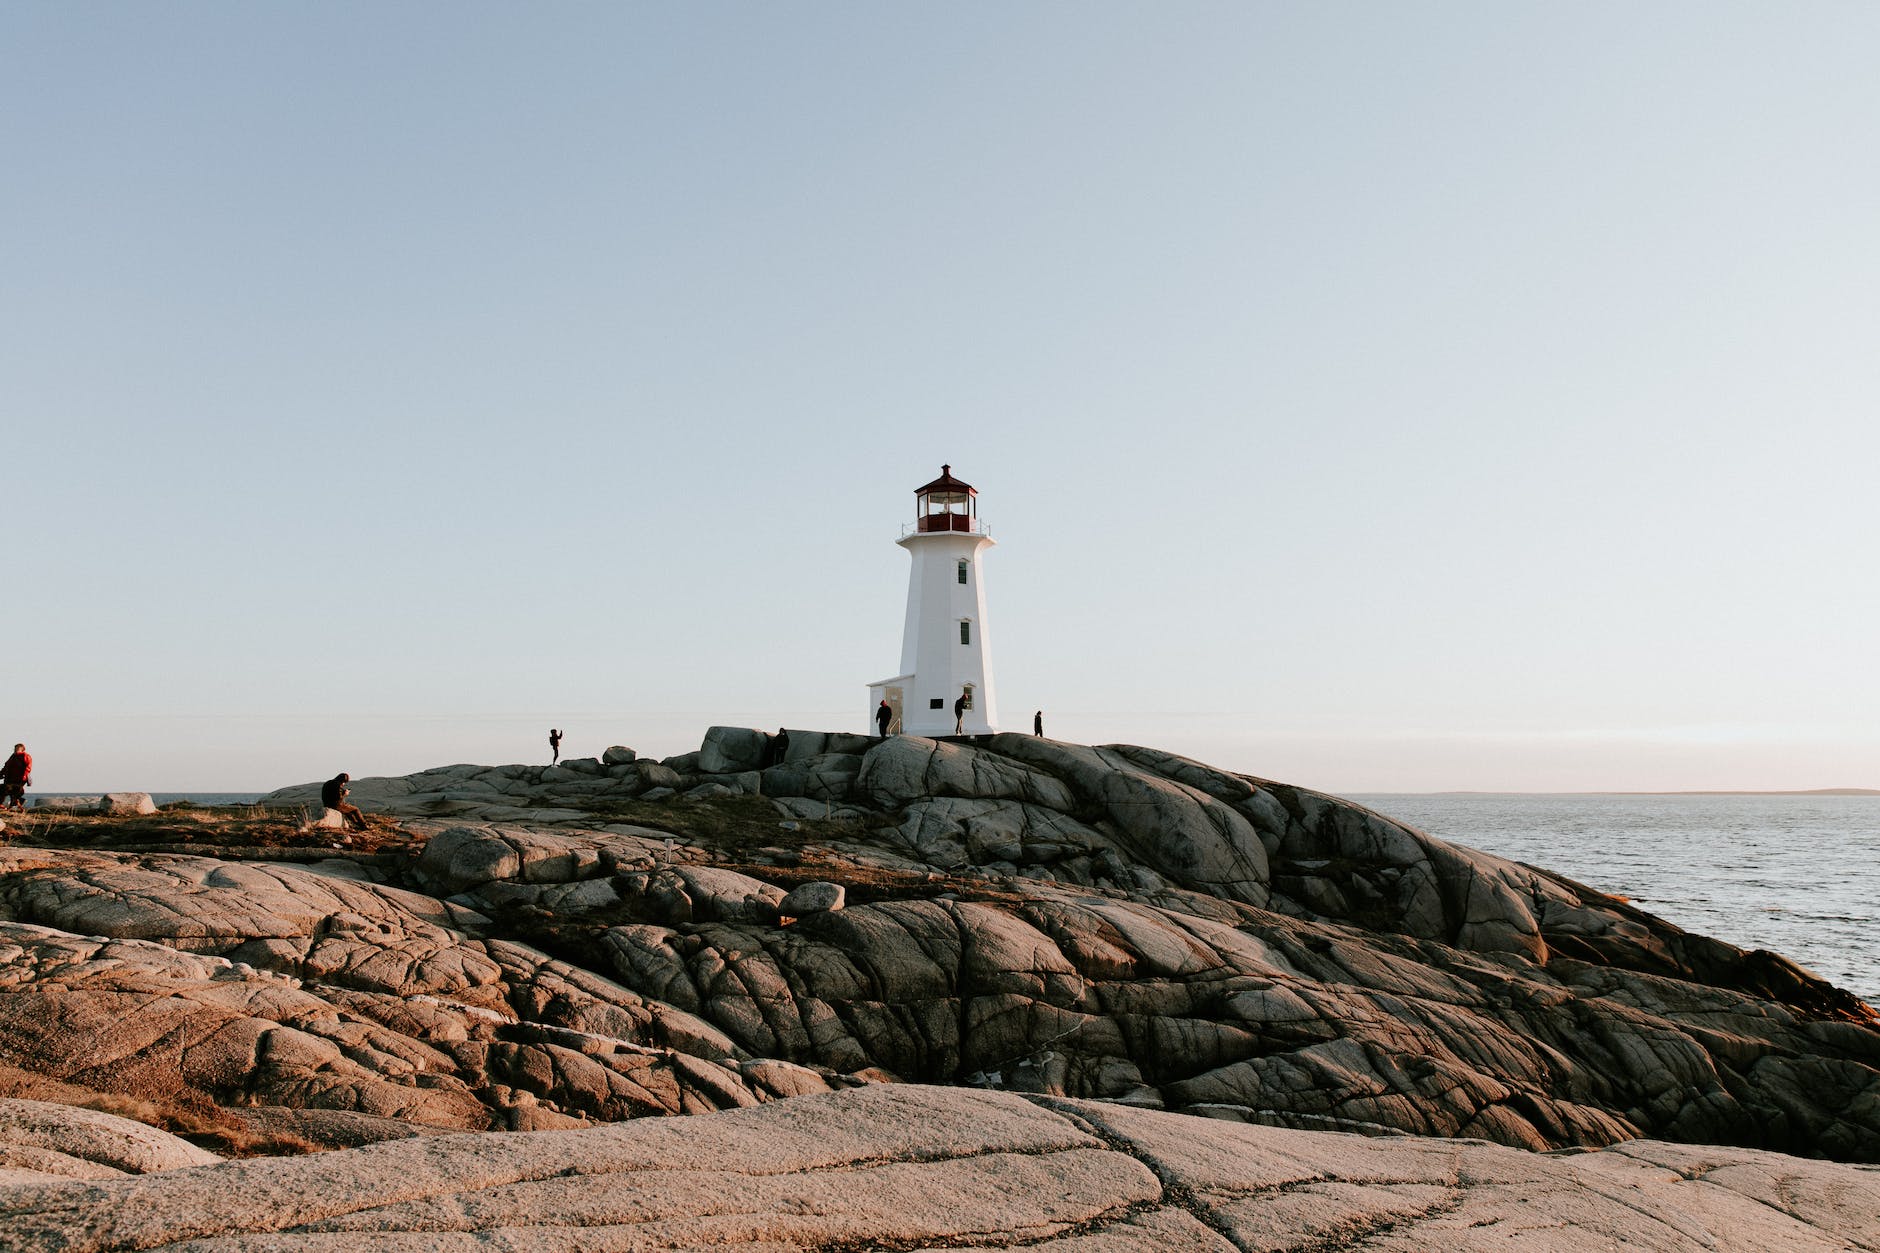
[0, 728, 1875, 1245]
[1, 1086, 1876, 1251]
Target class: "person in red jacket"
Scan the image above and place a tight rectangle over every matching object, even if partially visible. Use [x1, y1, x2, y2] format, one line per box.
[1, 745, 30, 812]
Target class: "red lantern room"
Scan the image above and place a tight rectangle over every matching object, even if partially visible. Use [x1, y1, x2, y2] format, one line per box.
[915, 464, 979, 534]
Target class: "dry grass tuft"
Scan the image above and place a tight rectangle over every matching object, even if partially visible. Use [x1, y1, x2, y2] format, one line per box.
[5, 805, 412, 855]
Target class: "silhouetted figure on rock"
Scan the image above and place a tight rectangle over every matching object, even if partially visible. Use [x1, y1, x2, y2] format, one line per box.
[548, 728, 563, 764]
[763, 728, 790, 768]
[1, 744, 29, 812]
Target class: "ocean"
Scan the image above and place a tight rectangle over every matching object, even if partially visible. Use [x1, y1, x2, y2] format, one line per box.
[1353, 793, 1880, 1006]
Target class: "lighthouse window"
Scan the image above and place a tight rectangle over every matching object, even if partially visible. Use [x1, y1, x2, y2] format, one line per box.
[957, 560, 968, 584]
[929, 698, 944, 710]
[960, 621, 971, 645]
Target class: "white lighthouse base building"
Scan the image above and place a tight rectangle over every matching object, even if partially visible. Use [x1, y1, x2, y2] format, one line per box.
[868, 466, 999, 738]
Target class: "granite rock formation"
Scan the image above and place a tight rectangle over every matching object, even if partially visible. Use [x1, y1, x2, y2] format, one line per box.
[3, 1084, 1877, 1251]
[243, 728, 1880, 1162]
[0, 728, 1875, 1244]
[30, 792, 158, 817]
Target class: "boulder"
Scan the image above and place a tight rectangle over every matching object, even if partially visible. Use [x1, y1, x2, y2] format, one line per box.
[859, 737, 1076, 812]
[780, 882, 845, 915]
[30, 797, 100, 813]
[637, 762, 683, 790]
[761, 752, 863, 803]
[0, 1098, 220, 1177]
[413, 827, 521, 895]
[780, 730, 831, 760]
[987, 736, 1271, 907]
[783, 730, 877, 762]
[613, 866, 785, 925]
[602, 745, 637, 766]
[893, 797, 1107, 872]
[700, 727, 770, 775]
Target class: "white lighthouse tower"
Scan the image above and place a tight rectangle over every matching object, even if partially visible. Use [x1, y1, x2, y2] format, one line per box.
[868, 465, 999, 737]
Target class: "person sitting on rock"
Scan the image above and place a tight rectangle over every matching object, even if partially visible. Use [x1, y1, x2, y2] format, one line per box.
[1, 744, 29, 812]
[320, 772, 369, 832]
[875, 700, 892, 737]
[548, 728, 563, 764]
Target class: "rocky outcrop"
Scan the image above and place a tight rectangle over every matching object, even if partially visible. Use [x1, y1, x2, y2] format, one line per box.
[260, 761, 665, 822]
[0, 847, 835, 1140]
[0, 1099, 217, 1183]
[2, 1085, 1876, 1251]
[30, 794, 156, 817]
[29, 796, 103, 813]
[0, 728, 1871, 1213]
[698, 725, 769, 774]
[97, 792, 157, 817]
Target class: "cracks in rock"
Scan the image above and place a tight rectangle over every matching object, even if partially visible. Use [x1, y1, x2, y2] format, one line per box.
[1019, 1098, 1499, 1253]
[1026, 1098, 1252, 1251]
[1606, 1147, 1855, 1243]
[1243, 1141, 1468, 1253]
[1261, 1194, 1469, 1253]
[7, 763, 1880, 1168]
[285, 1136, 1147, 1240]
[796, 1200, 1176, 1252]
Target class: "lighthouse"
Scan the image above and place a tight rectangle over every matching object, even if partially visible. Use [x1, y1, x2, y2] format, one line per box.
[868, 465, 1000, 737]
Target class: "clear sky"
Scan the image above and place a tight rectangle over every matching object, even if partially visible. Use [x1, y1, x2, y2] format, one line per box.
[3, 5, 1875, 794]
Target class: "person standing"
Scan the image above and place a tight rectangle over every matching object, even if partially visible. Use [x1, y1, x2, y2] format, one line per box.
[320, 772, 369, 832]
[875, 699, 893, 737]
[764, 728, 790, 768]
[1, 744, 30, 812]
[548, 728, 563, 764]
[1033, 710, 1044, 737]
[953, 689, 968, 736]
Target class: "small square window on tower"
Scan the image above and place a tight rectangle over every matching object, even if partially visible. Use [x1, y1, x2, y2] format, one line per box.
[929, 698, 944, 710]
[959, 620, 971, 645]
[957, 559, 968, 585]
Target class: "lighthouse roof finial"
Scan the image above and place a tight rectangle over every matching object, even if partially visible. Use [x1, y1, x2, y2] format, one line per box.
[916, 464, 975, 496]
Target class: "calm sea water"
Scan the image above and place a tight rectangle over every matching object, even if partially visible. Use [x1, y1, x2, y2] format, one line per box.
[1353, 793, 1880, 1006]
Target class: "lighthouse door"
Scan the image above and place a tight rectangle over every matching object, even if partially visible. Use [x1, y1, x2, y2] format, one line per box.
[884, 686, 905, 734]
